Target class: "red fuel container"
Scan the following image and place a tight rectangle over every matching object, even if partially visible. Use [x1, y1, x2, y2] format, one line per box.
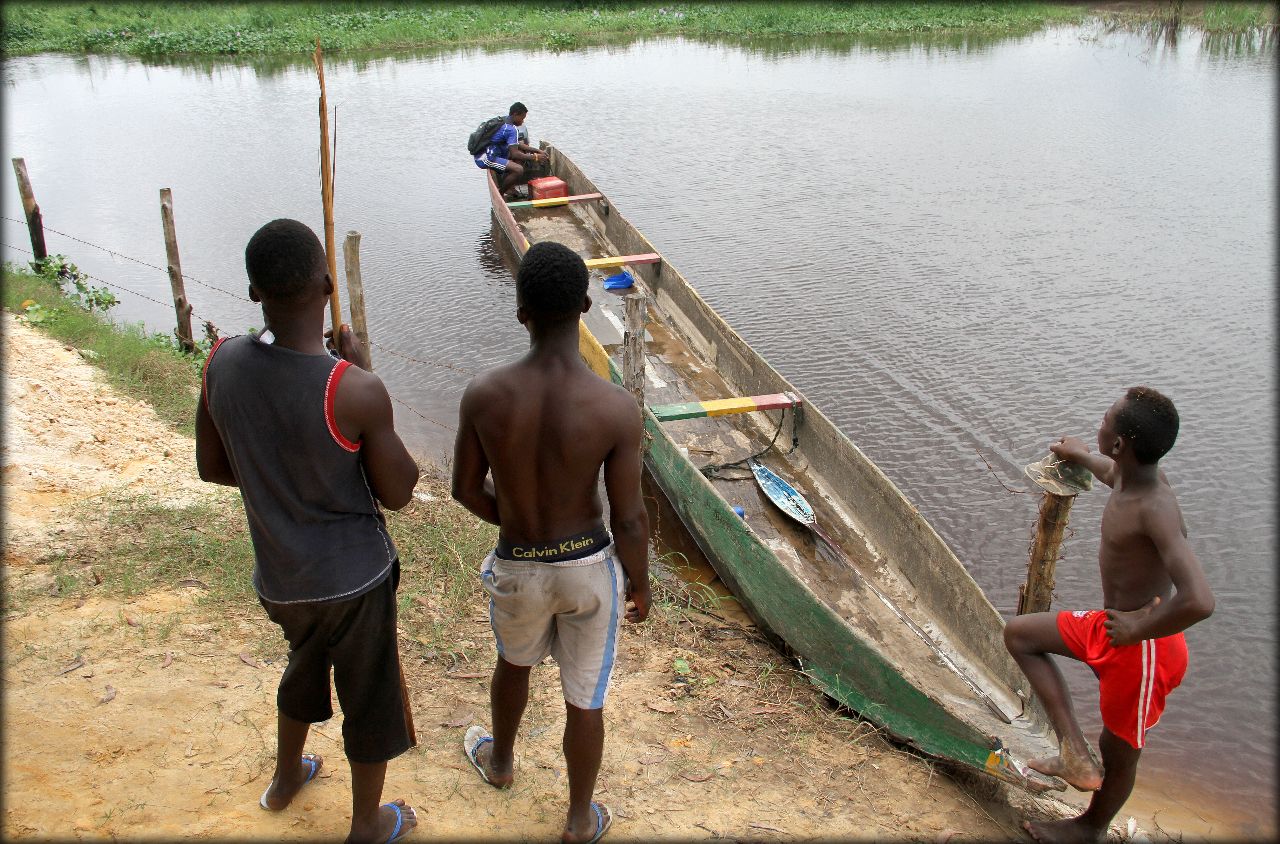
[529, 177, 567, 200]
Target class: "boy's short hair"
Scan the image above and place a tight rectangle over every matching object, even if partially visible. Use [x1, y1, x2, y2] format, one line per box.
[1116, 386, 1179, 464]
[509, 101, 528, 116]
[517, 241, 587, 320]
[245, 219, 327, 301]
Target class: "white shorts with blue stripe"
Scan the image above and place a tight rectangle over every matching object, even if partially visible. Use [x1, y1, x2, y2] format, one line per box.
[480, 543, 625, 710]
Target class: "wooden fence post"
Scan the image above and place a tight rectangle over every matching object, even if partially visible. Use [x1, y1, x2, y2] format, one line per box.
[1017, 492, 1076, 615]
[11, 158, 47, 263]
[622, 293, 648, 407]
[342, 231, 373, 371]
[158, 188, 196, 353]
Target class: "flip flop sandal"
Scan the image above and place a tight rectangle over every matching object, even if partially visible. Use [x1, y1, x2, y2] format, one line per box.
[586, 802, 612, 844]
[463, 725, 496, 786]
[259, 753, 321, 811]
[383, 802, 412, 844]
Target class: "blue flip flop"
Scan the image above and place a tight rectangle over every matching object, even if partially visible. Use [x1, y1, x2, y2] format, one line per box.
[586, 802, 612, 844]
[382, 802, 413, 843]
[258, 753, 321, 811]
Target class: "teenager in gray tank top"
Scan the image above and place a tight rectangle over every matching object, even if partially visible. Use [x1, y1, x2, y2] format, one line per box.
[196, 219, 420, 843]
[203, 332, 395, 604]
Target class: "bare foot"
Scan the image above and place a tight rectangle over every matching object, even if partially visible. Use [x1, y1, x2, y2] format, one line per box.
[473, 740, 514, 789]
[1023, 817, 1106, 843]
[260, 753, 323, 811]
[1027, 750, 1102, 792]
[562, 802, 611, 843]
[347, 799, 417, 844]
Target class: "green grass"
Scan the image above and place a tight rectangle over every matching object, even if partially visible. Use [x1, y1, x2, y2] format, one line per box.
[1, 2, 1089, 57]
[1201, 2, 1276, 32]
[3, 261, 205, 435]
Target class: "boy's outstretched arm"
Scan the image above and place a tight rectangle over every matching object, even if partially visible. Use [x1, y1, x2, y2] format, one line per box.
[1104, 503, 1215, 646]
[451, 381, 500, 525]
[603, 397, 650, 623]
[195, 391, 237, 486]
[1050, 435, 1118, 487]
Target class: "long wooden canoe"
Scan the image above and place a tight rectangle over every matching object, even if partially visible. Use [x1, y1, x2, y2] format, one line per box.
[485, 149, 1063, 792]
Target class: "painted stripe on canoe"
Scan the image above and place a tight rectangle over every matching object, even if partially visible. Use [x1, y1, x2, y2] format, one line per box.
[583, 253, 661, 270]
[506, 192, 603, 209]
[649, 392, 801, 422]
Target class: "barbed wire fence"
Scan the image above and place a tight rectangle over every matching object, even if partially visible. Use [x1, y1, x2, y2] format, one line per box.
[3, 217, 464, 432]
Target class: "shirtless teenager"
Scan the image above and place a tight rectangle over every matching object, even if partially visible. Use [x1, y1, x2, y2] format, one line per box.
[1004, 387, 1215, 844]
[451, 240, 651, 843]
[196, 219, 420, 843]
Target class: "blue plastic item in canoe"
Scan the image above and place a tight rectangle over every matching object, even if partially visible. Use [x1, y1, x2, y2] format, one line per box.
[603, 270, 634, 290]
[747, 458, 815, 528]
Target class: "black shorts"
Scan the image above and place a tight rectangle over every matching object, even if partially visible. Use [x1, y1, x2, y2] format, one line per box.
[259, 562, 411, 764]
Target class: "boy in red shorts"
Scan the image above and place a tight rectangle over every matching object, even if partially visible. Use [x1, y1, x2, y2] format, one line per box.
[1004, 387, 1215, 843]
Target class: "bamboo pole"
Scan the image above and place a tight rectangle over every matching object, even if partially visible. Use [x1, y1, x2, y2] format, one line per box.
[158, 189, 196, 353]
[1017, 491, 1076, 615]
[622, 293, 648, 407]
[342, 230, 372, 371]
[312, 40, 342, 335]
[11, 158, 47, 262]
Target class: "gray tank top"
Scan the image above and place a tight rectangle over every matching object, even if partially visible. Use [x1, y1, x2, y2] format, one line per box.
[203, 334, 396, 603]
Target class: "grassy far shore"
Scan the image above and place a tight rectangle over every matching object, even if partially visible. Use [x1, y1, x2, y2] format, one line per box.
[3, 2, 1089, 57]
[4, 2, 1272, 60]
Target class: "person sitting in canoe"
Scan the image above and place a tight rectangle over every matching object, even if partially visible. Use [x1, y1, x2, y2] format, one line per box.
[451, 240, 651, 843]
[474, 101, 547, 201]
[1004, 387, 1214, 843]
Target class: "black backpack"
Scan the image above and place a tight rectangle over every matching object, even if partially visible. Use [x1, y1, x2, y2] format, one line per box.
[467, 115, 506, 156]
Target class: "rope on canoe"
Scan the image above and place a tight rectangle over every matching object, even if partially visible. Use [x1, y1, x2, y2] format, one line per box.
[700, 404, 801, 481]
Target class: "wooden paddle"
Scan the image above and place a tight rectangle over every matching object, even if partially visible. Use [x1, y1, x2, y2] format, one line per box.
[313, 41, 416, 746]
[312, 40, 342, 337]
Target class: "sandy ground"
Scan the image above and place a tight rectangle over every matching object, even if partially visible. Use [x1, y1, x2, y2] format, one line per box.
[3, 313, 1081, 841]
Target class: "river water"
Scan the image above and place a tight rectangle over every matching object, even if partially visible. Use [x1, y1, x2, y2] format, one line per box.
[3, 22, 1273, 838]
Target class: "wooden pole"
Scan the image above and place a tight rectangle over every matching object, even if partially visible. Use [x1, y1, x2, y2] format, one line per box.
[158, 188, 196, 353]
[342, 230, 372, 370]
[11, 158, 47, 262]
[1017, 491, 1076, 615]
[312, 40, 342, 335]
[622, 293, 648, 407]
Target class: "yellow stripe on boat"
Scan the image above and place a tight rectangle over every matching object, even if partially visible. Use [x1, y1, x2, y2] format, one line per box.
[650, 392, 801, 422]
[506, 192, 603, 209]
[578, 322, 613, 381]
[583, 253, 661, 270]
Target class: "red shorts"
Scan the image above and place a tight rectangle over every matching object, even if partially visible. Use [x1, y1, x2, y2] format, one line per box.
[1057, 610, 1188, 749]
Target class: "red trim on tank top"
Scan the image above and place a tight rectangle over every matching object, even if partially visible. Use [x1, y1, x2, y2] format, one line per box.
[324, 360, 361, 452]
[200, 337, 228, 411]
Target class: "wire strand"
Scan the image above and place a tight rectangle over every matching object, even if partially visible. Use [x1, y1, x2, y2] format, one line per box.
[3, 216, 479, 378]
[389, 393, 455, 432]
[3, 214, 249, 303]
[4, 240, 228, 336]
[369, 338, 478, 376]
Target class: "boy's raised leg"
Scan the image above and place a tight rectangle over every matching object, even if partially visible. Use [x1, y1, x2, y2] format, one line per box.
[347, 760, 417, 844]
[260, 713, 323, 810]
[561, 702, 606, 843]
[1026, 727, 1141, 844]
[1003, 613, 1103, 791]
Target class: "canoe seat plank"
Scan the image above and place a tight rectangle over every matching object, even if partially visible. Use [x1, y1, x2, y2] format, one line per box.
[507, 192, 602, 209]
[650, 392, 802, 422]
[584, 253, 661, 270]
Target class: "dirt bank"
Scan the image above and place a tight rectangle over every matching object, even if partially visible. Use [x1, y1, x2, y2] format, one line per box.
[3, 313, 1077, 841]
